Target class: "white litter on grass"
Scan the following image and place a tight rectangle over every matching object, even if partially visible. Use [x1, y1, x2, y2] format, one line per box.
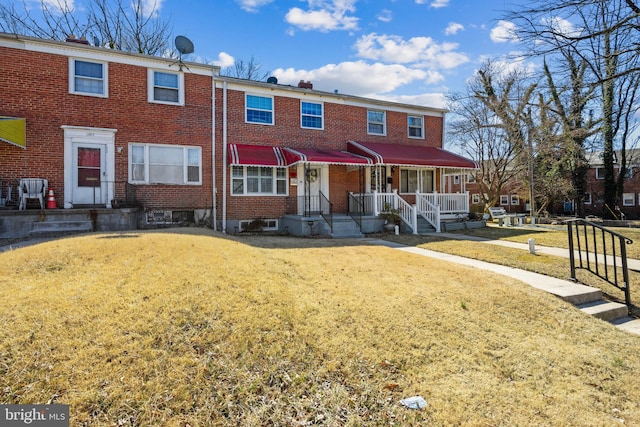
[400, 395, 427, 409]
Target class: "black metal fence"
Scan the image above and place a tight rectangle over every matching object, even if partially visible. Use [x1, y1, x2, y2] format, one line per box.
[566, 218, 632, 307]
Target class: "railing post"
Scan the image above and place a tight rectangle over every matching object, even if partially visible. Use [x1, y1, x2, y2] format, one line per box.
[412, 205, 418, 234]
[392, 189, 398, 209]
[567, 220, 576, 280]
[373, 190, 379, 215]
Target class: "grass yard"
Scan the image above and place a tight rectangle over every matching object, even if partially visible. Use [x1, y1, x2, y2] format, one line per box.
[1, 229, 640, 426]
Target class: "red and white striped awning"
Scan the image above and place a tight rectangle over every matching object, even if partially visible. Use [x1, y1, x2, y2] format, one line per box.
[348, 140, 478, 169]
[228, 144, 294, 167]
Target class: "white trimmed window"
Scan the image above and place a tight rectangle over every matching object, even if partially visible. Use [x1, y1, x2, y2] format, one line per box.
[472, 193, 480, 204]
[148, 70, 184, 105]
[584, 193, 592, 204]
[408, 115, 424, 138]
[453, 175, 460, 185]
[596, 167, 605, 179]
[511, 195, 520, 205]
[623, 193, 635, 206]
[367, 110, 386, 135]
[69, 58, 107, 97]
[246, 94, 274, 124]
[301, 101, 323, 129]
[500, 195, 509, 205]
[400, 169, 433, 193]
[232, 166, 288, 195]
[129, 143, 201, 185]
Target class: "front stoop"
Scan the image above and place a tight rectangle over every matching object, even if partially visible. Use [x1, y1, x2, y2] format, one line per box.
[29, 220, 93, 238]
[330, 215, 364, 239]
[576, 300, 630, 322]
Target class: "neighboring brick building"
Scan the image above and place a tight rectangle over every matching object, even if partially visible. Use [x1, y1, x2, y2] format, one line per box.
[0, 33, 216, 218]
[1, 33, 477, 236]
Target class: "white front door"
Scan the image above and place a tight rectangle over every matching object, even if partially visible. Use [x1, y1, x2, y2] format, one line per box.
[63, 126, 116, 209]
[72, 143, 107, 206]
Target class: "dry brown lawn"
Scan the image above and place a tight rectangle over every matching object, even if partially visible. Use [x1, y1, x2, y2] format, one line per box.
[1, 229, 640, 426]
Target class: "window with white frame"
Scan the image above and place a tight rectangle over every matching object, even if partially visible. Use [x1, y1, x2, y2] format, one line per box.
[500, 195, 509, 205]
[367, 110, 386, 135]
[148, 70, 183, 105]
[232, 166, 288, 195]
[408, 115, 424, 138]
[596, 167, 605, 179]
[584, 193, 592, 204]
[129, 143, 201, 185]
[301, 101, 323, 129]
[472, 193, 480, 204]
[467, 173, 476, 183]
[453, 175, 460, 185]
[70, 58, 107, 97]
[511, 195, 520, 205]
[400, 169, 433, 193]
[623, 192, 635, 206]
[246, 94, 274, 124]
[624, 167, 634, 179]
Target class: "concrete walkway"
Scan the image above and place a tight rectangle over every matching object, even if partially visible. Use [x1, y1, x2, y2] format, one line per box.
[367, 238, 640, 336]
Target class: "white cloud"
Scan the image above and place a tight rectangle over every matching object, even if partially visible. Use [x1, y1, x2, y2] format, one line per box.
[41, 0, 75, 13]
[273, 61, 427, 97]
[354, 33, 469, 69]
[139, 0, 164, 18]
[444, 22, 464, 36]
[285, 0, 359, 32]
[490, 20, 518, 43]
[540, 16, 581, 39]
[377, 93, 447, 110]
[212, 52, 235, 68]
[236, 0, 274, 13]
[430, 0, 449, 8]
[377, 9, 392, 23]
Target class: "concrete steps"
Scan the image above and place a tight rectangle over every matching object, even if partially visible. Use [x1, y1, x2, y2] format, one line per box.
[330, 215, 364, 239]
[576, 300, 629, 322]
[29, 220, 93, 238]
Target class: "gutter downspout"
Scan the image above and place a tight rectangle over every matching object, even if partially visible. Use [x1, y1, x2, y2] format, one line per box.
[222, 81, 228, 233]
[212, 72, 217, 231]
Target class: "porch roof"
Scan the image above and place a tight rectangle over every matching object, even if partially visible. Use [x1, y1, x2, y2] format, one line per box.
[284, 147, 373, 165]
[228, 144, 294, 167]
[347, 141, 478, 169]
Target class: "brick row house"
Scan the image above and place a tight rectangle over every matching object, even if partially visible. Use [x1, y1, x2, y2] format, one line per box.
[0, 33, 477, 238]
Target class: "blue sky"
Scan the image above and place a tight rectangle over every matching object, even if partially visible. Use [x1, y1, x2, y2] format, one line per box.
[35, 0, 525, 109]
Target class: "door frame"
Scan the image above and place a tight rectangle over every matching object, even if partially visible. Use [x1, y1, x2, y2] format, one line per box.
[62, 126, 116, 209]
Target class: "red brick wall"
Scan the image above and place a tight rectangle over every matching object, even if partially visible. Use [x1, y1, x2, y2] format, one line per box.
[217, 87, 444, 221]
[0, 44, 213, 210]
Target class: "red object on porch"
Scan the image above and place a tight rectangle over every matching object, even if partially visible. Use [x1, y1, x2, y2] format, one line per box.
[228, 144, 294, 167]
[283, 148, 373, 165]
[47, 187, 57, 209]
[347, 141, 478, 168]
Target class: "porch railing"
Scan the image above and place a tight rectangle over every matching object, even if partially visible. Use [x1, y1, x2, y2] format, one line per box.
[416, 193, 441, 232]
[566, 218, 632, 308]
[319, 191, 333, 233]
[422, 192, 469, 215]
[347, 192, 365, 231]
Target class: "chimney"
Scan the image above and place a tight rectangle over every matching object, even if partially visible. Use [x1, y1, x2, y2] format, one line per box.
[66, 35, 90, 45]
[298, 80, 313, 89]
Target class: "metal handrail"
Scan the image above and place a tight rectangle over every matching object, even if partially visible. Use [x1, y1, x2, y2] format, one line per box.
[347, 192, 364, 231]
[319, 191, 333, 233]
[566, 218, 632, 307]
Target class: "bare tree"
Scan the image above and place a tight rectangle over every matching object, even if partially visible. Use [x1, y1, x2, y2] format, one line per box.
[507, 0, 640, 217]
[447, 61, 535, 210]
[0, 0, 172, 55]
[222, 55, 271, 81]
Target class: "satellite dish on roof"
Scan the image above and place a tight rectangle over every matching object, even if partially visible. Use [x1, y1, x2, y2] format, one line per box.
[175, 35, 194, 55]
[267, 76, 278, 84]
